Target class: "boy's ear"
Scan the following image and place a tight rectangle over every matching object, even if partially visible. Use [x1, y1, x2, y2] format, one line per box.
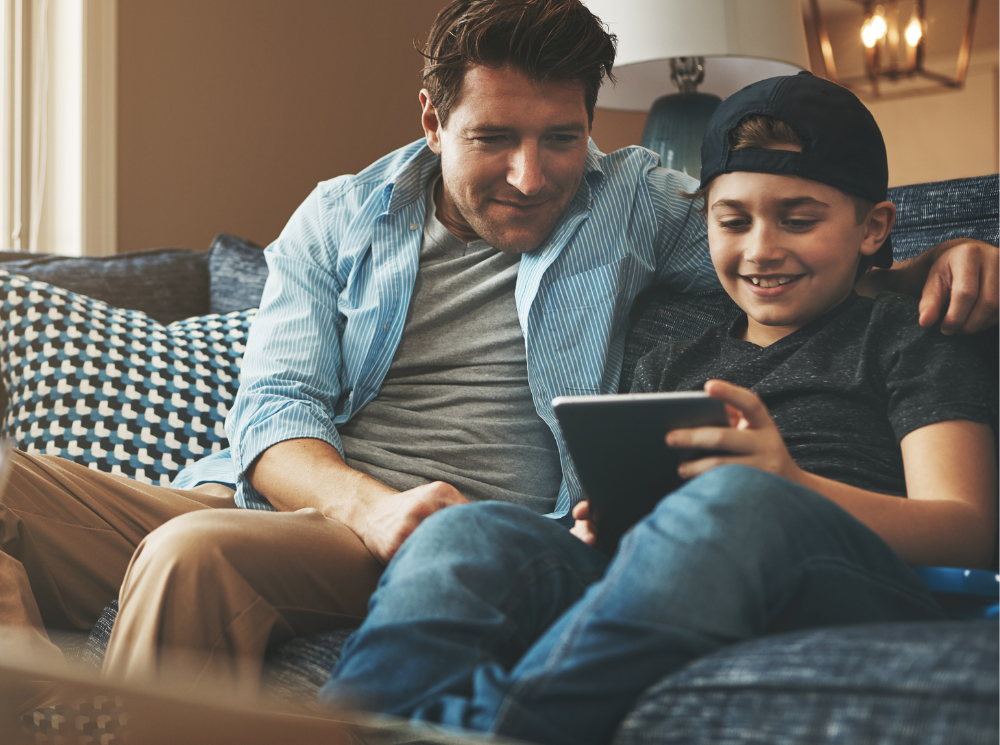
[860, 201, 897, 256]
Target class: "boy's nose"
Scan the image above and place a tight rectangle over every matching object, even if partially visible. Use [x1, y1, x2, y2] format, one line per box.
[508, 143, 545, 196]
[743, 224, 785, 265]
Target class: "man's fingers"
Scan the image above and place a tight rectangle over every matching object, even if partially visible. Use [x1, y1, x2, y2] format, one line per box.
[918, 270, 949, 328]
[939, 268, 979, 334]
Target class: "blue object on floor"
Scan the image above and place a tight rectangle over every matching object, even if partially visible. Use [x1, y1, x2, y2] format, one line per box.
[913, 567, 1000, 619]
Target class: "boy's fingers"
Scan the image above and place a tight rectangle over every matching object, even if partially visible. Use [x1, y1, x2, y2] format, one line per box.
[667, 426, 756, 454]
[571, 500, 590, 520]
[703, 379, 771, 429]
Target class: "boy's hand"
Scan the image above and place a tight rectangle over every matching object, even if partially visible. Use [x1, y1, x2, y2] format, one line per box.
[666, 380, 801, 482]
[570, 500, 598, 546]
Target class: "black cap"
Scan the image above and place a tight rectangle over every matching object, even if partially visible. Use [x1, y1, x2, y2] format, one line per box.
[700, 71, 892, 268]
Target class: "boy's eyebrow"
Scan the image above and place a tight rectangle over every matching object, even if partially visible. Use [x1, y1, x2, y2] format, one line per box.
[709, 196, 832, 210]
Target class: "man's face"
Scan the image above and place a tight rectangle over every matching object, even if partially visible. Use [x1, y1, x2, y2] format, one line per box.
[420, 65, 590, 254]
[707, 166, 883, 347]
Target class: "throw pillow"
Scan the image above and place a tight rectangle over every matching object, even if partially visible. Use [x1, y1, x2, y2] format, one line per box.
[0, 247, 210, 323]
[0, 270, 255, 485]
[208, 233, 268, 314]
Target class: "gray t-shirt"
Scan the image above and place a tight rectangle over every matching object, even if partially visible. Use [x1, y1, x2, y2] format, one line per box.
[338, 180, 562, 512]
[631, 292, 996, 496]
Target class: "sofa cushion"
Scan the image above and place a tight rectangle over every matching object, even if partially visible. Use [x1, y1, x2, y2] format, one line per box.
[0, 270, 254, 484]
[888, 175, 999, 260]
[0, 247, 210, 323]
[208, 233, 268, 314]
[614, 621, 998, 745]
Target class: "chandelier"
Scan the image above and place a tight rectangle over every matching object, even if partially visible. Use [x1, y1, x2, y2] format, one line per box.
[807, 0, 980, 97]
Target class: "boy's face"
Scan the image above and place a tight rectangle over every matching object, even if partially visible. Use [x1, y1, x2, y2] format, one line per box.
[707, 165, 881, 347]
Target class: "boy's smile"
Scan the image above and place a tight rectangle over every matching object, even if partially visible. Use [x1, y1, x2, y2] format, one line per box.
[707, 169, 891, 347]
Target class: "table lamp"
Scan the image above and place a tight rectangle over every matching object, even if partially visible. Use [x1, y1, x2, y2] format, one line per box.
[586, 0, 812, 178]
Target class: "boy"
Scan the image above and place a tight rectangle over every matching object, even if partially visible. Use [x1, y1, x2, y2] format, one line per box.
[319, 73, 997, 745]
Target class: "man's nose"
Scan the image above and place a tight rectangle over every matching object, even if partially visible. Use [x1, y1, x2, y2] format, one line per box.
[508, 143, 545, 196]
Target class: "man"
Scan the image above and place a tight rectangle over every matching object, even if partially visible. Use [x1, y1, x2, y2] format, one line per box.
[1, 0, 995, 697]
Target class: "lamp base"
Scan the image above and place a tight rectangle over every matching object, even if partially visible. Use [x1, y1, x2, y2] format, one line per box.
[640, 92, 722, 179]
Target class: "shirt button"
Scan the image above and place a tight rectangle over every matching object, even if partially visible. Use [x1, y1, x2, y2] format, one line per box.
[409, 223, 419, 230]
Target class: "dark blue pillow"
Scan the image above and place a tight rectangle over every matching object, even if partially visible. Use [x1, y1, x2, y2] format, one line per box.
[208, 233, 268, 314]
[0, 247, 210, 323]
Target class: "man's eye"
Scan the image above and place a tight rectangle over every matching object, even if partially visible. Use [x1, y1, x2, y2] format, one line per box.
[548, 134, 580, 146]
[474, 135, 505, 145]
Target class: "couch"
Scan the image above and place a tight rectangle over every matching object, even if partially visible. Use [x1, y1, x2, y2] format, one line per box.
[3, 174, 998, 745]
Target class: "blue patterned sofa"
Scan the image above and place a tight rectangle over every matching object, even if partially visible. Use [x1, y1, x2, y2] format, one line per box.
[2, 175, 998, 744]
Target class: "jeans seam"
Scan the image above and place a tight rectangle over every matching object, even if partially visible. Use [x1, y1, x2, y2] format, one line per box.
[491, 536, 635, 734]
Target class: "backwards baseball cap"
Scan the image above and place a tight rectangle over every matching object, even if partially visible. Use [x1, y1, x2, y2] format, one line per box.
[700, 70, 893, 268]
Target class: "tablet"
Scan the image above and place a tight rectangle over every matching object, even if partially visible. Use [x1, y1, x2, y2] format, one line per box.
[553, 392, 729, 552]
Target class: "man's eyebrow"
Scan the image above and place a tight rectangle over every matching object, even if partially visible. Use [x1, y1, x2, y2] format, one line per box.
[463, 123, 588, 135]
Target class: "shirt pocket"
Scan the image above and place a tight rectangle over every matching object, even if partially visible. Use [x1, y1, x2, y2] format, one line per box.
[537, 263, 618, 391]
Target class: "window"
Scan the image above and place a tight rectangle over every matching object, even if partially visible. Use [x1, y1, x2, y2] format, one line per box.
[1, 0, 115, 256]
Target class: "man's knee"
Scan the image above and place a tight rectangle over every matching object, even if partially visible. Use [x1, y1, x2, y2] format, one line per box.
[128, 510, 239, 579]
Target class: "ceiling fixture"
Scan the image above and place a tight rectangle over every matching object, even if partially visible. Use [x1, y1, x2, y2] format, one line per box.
[808, 0, 980, 97]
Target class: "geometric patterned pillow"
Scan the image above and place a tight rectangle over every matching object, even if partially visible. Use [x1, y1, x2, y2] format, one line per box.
[0, 270, 255, 484]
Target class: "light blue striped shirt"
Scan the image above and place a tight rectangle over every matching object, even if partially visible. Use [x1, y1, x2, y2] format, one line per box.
[172, 139, 719, 518]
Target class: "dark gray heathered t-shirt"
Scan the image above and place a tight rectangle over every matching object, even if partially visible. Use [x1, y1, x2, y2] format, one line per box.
[631, 292, 996, 496]
[337, 179, 562, 512]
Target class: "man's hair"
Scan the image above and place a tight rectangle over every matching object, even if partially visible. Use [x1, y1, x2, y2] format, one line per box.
[420, 0, 617, 128]
[688, 114, 875, 224]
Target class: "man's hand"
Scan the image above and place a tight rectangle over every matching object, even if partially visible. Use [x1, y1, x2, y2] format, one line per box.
[666, 380, 800, 482]
[858, 238, 999, 334]
[357, 481, 468, 565]
[570, 500, 598, 546]
[916, 239, 998, 334]
[249, 438, 468, 566]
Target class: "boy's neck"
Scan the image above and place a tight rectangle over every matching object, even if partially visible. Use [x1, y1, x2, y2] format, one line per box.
[738, 291, 856, 347]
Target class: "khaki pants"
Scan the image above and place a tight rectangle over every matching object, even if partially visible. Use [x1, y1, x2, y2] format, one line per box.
[0, 450, 383, 695]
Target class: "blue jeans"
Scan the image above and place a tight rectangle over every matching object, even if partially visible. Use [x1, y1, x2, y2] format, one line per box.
[321, 466, 946, 745]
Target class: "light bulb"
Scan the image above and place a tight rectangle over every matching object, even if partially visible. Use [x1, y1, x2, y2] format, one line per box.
[871, 14, 888, 40]
[861, 20, 878, 48]
[905, 17, 922, 46]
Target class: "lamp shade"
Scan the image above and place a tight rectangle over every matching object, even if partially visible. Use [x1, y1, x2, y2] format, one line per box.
[586, 0, 811, 110]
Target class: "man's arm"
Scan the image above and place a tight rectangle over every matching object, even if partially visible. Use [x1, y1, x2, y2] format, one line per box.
[226, 184, 465, 562]
[249, 439, 467, 565]
[856, 239, 999, 334]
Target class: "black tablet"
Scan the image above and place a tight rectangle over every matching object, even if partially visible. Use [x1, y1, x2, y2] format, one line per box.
[552, 392, 729, 552]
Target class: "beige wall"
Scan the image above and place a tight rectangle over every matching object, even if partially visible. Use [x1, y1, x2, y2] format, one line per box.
[118, 1, 999, 254]
[118, 0, 443, 253]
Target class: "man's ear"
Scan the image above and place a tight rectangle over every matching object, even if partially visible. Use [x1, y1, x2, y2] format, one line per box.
[860, 201, 897, 256]
[420, 89, 443, 155]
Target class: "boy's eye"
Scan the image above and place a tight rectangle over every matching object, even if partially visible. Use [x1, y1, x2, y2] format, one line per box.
[784, 219, 819, 230]
[718, 218, 750, 231]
